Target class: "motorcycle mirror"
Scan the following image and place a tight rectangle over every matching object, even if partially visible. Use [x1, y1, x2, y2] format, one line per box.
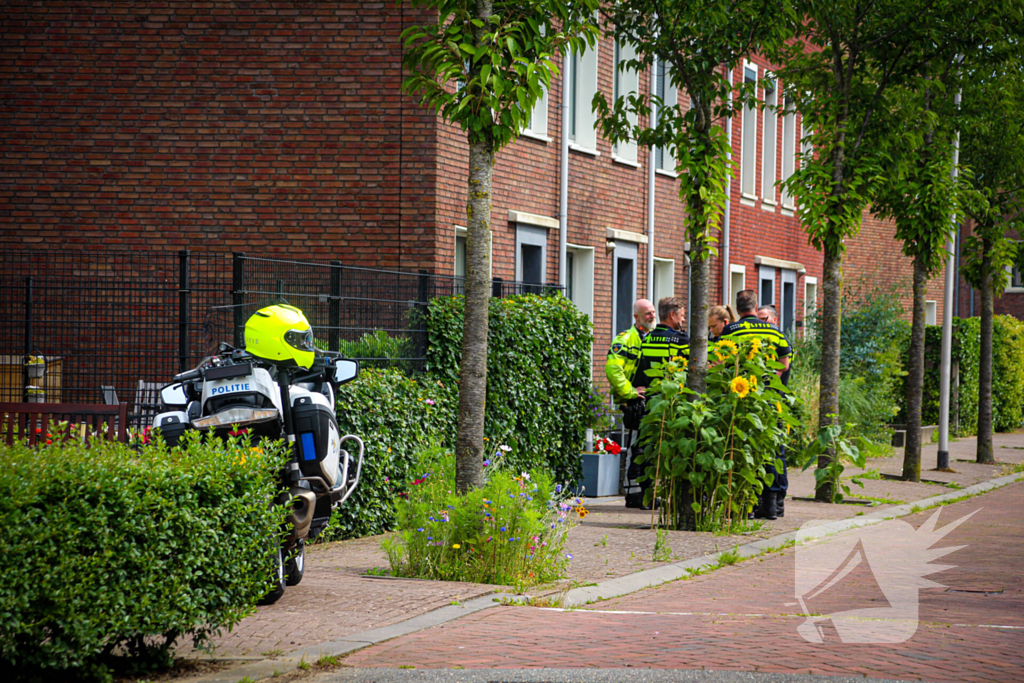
[332, 359, 359, 385]
[160, 382, 189, 407]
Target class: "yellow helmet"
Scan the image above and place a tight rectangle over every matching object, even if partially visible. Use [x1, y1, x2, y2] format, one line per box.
[244, 304, 316, 369]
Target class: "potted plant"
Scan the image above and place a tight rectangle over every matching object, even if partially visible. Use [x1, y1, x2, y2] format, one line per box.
[25, 355, 45, 379]
[582, 435, 622, 498]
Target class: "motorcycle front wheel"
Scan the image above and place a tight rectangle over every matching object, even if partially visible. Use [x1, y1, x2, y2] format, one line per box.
[285, 541, 306, 586]
[258, 546, 286, 605]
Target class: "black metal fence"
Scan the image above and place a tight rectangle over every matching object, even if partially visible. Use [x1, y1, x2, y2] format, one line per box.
[0, 249, 562, 427]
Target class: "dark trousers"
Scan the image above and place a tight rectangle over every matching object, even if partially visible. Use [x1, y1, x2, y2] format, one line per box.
[623, 431, 652, 503]
[765, 445, 788, 497]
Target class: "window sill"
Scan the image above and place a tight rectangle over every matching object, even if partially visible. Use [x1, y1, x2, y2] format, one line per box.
[612, 155, 640, 168]
[780, 206, 795, 217]
[739, 195, 757, 208]
[655, 168, 678, 178]
[569, 143, 600, 157]
[520, 130, 552, 143]
[760, 201, 776, 213]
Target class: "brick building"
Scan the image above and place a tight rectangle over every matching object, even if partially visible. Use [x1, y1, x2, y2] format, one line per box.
[953, 222, 1024, 320]
[5, 1, 930, 383]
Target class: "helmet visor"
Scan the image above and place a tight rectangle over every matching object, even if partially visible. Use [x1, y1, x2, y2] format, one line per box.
[285, 328, 315, 353]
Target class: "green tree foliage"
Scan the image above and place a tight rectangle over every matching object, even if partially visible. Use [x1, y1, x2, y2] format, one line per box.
[594, 0, 796, 395]
[959, 46, 1024, 463]
[401, 0, 599, 492]
[778, 0, 957, 499]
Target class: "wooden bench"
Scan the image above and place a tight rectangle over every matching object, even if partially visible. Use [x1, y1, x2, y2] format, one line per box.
[0, 402, 129, 446]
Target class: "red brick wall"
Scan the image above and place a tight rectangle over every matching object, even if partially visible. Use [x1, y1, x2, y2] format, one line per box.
[0, 1, 439, 268]
[954, 222, 1024, 320]
[845, 210, 948, 321]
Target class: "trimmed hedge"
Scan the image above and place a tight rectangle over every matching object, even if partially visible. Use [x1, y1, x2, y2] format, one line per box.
[0, 434, 287, 682]
[424, 295, 594, 482]
[912, 315, 1024, 436]
[326, 295, 594, 540]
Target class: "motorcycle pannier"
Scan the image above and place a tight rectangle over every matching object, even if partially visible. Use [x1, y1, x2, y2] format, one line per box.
[292, 399, 338, 479]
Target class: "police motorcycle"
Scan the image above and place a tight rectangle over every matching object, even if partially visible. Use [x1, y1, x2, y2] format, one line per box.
[151, 304, 364, 604]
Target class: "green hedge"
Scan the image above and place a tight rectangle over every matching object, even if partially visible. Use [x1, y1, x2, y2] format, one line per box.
[325, 295, 594, 541]
[911, 316, 1024, 436]
[0, 435, 287, 682]
[993, 315, 1024, 432]
[424, 295, 594, 482]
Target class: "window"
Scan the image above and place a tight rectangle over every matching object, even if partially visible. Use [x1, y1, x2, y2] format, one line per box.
[569, 41, 599, 152]
[566, 244, 595, 320]
[781, 96, 796, 207]
[762, 77, 778, 204]
[523, 84, 548, 139]
[1008, 262, 1024, 291]
[759, 265, 775, 307]
[454, 228, 467, 295]
[804, 276, 818, 333]
[926, 300, 937, 326]
[653, 258, 675, 308]
[612, 40, 639, 164]
[740, 63, 758, 198]
[781, 269, 796, 334]
[613, 242, 638, 336]
[654, 58, 678, 173]
[729, 264, 746, 311]
[515, 224, 548, 294]
[801, 120, 813, 159]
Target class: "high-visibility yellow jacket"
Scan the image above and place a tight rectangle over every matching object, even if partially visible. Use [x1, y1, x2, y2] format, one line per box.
[605, 325, 646, 403]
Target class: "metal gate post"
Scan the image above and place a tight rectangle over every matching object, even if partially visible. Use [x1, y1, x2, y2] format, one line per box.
[23, 276, 33, 402]
[329, 261, 342, 352]
[232, 252, 245, 348]
[178, 250, 190, 372]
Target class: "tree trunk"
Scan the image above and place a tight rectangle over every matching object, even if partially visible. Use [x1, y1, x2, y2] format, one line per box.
[455, 139, 494, 493]
[977, 239, 994, 464]
[901, 254, 928, 481]
[687, 250, 710, 395]
[815, 248, 843, 502]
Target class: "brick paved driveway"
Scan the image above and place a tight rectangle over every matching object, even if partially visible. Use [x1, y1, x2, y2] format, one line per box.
[342, 482, 1024, 682]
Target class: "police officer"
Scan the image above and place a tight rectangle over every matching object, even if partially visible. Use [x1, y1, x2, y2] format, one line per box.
[630, 297, 690, 509]
[721, 290, 791, 520]
[605, 299, 656, 508]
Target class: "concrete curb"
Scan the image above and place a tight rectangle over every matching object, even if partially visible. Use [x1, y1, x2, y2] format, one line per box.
[188, 470, 1024, 682]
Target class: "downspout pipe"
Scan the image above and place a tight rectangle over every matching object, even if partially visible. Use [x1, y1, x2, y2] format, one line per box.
[559, 50, 570, 290]
[721, 65, 734, 305]
[647, 60, 657, 301]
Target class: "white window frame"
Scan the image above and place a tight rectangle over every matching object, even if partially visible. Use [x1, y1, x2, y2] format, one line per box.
[612, 39, 639, 166]
[455, 226, 492, 284]
[925, 300, 938, 325]
[739, 62, 759, 201]
[780, 268, 797, 334]
[653, 258, 675, 310]
[522, 83, 549, 141]
[569, 41, 600, 154]
[804, 276, 818, 328]
[729, 264, 746, 311]
[566, 244, 595, 320]
[761, 75, 778, 206]
[612, 241, 639, 338]
[1006, 263, 1024, 292]
[758, 264, 776, 307]
[781, 96, 796, 208]
[654, 57, 679, 175]
[515, 224, 548, 285]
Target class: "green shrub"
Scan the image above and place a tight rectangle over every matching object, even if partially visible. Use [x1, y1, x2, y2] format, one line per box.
[0, 433, 288, 682]
[910, 319, 979, 436]
[382, 447, 578, 590]
[327, 368, 458, 540]
[424, 295, 594, 484]
[992, 315, 1024, 432]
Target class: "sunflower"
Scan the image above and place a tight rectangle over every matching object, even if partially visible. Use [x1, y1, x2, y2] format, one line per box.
[747, 338, 762, 360]
[718, 339, 739, 355]
[730, 376, 750, 398]
[749, 374, 757, 390]
[776, 400, 783, 413]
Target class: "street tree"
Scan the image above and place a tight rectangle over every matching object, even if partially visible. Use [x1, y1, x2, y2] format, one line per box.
[401, 1, 599, 492]
[594, 0, 796, 395]
[959, 49, 1024, 464]
[778, 0, 955, 499]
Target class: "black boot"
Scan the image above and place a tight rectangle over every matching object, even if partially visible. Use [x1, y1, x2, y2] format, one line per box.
[755, 492, 777, 520]
[776, 492, 785, 518]
[625, 493, 644, 509]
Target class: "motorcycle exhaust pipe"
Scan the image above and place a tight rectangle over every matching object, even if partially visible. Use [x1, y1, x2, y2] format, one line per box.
[277, 487, 316, 542]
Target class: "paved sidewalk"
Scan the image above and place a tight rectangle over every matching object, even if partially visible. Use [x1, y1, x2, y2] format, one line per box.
[185, 431, 1024, 664]
[338, 480, 1024, 682]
